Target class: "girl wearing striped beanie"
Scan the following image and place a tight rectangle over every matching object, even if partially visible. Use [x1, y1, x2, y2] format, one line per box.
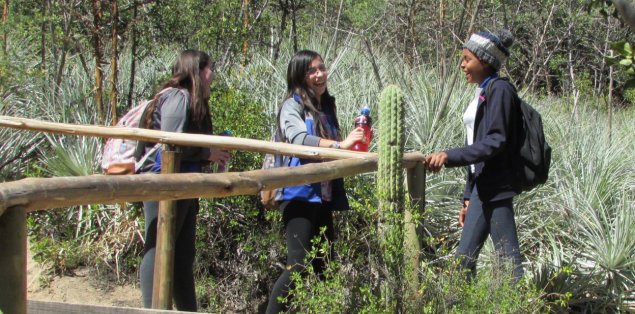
[425, 29, 524, 282]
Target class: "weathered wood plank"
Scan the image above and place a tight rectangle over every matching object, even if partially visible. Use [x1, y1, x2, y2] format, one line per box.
[0, 115, 373, 161]
[27, 300, 195, 314]
[152, 147, 179, 310]
[0, 157, 379, 216]
[0, 206, 27, 314]
[405, 163, 426, 297]
[0, 115, 425, 166]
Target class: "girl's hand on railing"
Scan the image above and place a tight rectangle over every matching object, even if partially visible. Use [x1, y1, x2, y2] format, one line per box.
[424, 151, 447, 172]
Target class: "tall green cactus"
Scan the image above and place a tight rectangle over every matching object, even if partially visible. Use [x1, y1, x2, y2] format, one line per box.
[378, 85, 405, 212]
[377, 85, 406, 310]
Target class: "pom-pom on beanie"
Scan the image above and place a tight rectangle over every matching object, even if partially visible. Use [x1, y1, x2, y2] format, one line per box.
[463, 29, 514, 71]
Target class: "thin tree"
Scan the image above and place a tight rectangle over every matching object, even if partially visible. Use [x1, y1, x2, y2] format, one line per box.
[40, 0, 47, 69]
[438, 0, 446, 80]
[291, 0, 297, 52]
[272, 0, 289, 61]
[127, 0, 139, 109]
[91, 0, 105, 125]
[110, 0, 118, 126]
[54, 9, 72, 93]
[241, 0, 250, 66]
[2, 0, 8, 56]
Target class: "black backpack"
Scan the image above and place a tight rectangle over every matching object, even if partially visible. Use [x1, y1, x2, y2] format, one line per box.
[487, 78, 552, 192]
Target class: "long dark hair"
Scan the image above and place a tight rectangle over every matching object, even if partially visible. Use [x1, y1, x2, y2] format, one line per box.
[143, 49, 212, 132]
[283, 50, 340, 139]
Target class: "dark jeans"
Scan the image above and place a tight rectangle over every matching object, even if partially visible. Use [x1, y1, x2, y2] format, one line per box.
[140, 199, 199, 311]
[456, 187, 524, 282]
[266, 201, 334, 314]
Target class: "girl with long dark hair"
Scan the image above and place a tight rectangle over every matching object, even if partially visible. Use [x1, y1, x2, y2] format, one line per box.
[266, 50, 365, 313]
[139, 49, 229, 311]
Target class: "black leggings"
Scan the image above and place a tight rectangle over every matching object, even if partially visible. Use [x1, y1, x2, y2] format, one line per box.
[266, 201, 334, 314]
[140, 199, 199, 311]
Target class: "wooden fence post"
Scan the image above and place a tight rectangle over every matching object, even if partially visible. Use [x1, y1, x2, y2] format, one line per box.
[406, 162, 426, 217]
[152, 145, 181, 310]
[0, 206, 27, 314]
[405, 162, 426, 295]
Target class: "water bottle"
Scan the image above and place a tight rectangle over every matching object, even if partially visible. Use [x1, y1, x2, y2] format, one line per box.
[216, 130, 233, 172]
[351, 106, 373, 152]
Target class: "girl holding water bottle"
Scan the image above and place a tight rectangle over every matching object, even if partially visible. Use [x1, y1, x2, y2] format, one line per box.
[266, 50, 365, 313]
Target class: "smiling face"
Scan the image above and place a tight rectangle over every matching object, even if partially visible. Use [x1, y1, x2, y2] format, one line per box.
[304, 57, 328, 100]
[460, 48, 491, 85]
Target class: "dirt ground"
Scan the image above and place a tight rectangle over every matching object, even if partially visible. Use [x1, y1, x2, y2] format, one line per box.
[26, 242, 142, 308]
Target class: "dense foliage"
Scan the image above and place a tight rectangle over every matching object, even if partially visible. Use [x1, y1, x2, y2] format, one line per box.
[1, 0, 635, 312]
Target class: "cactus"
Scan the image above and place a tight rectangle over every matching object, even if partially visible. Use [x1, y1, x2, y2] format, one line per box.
[377, 84, 405, 213]
[377, 85, 406, 310]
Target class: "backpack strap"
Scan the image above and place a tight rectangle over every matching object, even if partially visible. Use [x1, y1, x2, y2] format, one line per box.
[484, 77, 501, 99]
[133, 87, 185, 162]
[485, 77, 520, 100]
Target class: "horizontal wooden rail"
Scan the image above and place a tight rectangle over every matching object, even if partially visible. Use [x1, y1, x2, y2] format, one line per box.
[28, 300, 195, 314]
[0, 156, 379, 215]
[0, 115, 425, 166]
[0, 115, 373, 161]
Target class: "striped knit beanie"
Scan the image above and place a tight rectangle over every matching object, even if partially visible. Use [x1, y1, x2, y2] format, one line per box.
[463, 29, 514, 71]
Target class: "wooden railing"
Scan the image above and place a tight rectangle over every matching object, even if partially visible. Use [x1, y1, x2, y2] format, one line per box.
[0, 115, 426, 313]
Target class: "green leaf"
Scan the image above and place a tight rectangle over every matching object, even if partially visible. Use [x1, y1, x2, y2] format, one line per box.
[624, 79, 635, 89]
[619, 59, 633, 66]
[611, 41, 629, 56]
[625, 42, 633, 55]
[627, 67, 635, 76]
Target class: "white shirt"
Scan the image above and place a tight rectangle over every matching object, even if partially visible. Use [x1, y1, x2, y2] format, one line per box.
[463, 87, 482, 173]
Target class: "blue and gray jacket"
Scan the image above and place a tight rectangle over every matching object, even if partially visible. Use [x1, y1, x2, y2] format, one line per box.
[276, 95, 350, 210]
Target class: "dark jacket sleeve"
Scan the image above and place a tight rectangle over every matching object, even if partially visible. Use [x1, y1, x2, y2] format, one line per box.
[445, 80, 516, 168]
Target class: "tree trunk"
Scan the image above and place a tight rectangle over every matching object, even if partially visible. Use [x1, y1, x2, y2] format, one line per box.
[438, 0, 446, 80]
[272, 0, 289, 61]
[241, 0, 250, 66]
[40, 0, 46, 69]
[567, 1, 579, 119]
[291, 0, 297, 52]
[54, 38, 68, 94]
[2, 0, 8, 56]
[54, 11, 72, 94]
[363, 35, 383, 91]
[92, 0, 105, 125]
[110, 0, 119, 126]
[330, 0, 344, 54]
[404, 0, 420, 66]
[127, 1, 138, 109]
